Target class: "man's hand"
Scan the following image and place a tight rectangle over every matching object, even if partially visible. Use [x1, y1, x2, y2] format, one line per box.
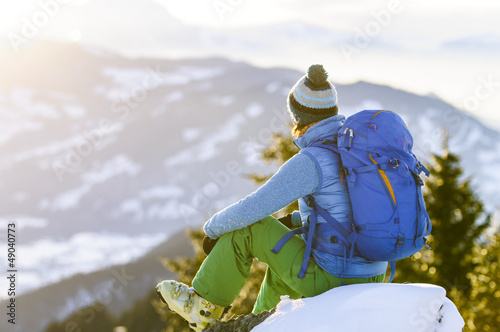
[203, 236, 219, 255]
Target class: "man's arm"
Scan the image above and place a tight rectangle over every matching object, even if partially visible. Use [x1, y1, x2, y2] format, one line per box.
[203, 152, 319, 239]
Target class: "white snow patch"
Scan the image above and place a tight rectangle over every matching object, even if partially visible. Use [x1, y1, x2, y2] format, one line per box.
[117, 199, 143, 221]
[164, 90, 184, 103]
[81, 155, 142, 184]
[63, 104, 87, 118]
[145, 200, 182, 220]
[5, 122, 123, 166]
[180, 66, 225, 81]
[139, 185, 184, 200]
[9, 87, 60, 119]
[477, 148, 500, 165]
[199, 113, 246, 160]
[342, 100, 385, 117]
[48, 90, 78, 102]
[457, 122, 482, 151]
[0, 110, 43, 145]
[182, 127, 202, 142]
[280, 87, 291, 96]
[245, 102, 264, 118]
[266, 81, 281, 94]
[112, 182, 186, 221]
[99, 66, 224, 100]
[32, 103, 60, 119]
[165, 113, 247, 166]
[150, 90, 185, 118]
[0, 232, 166, 299]
[13, 192, 28, 201]
[46, 155, 141, 211]
[209, 95, 235, 106]
[0, 217, 48, 230]
[254, 283, 464, 332]
[415, 115, 442, 154]
[164, 149, 194, 167]
[82, 44, 115, 58]
[50, 184, 93, 211]
[239, 140, 263, 165]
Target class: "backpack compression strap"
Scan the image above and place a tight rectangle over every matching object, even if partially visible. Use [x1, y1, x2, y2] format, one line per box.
[271, 207, 318, 279]
[271, 195, 354, 279]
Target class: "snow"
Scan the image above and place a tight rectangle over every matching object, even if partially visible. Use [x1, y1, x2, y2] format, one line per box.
[48, 90, 78, 102]
[253, 283, 464, 332]
[50, 184, 93, 210]
[182, 127, 202, 142]
[245, 102, 265, 118]
[150, 90, 185, 118]
[0, 217, 48, 230]
[3, 122, 123, 167]
[110, 184, 185, 222]
[164, 90, 184, 103]
[99, 66, 224, 101]
[0, 232, 166, 300]
[45, 155, 142, 211]
[115, 199, 143, 222]
[0, 109, 44, 146]
[139, 185, 184, 200]
[81, 154, 142, 183]
[208, 94, 235, 106]
[342, 100, 385, 117]
[265, 81, 291, 96]
[165, 113, 247, 166]
[266, 81, 281, 94]
[63, 104, 87, 118]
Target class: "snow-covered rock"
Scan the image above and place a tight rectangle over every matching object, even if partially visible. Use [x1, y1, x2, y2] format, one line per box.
[253, 283, 464, 332]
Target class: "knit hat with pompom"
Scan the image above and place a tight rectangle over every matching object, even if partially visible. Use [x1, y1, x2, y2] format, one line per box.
[287, 64, 338, 126]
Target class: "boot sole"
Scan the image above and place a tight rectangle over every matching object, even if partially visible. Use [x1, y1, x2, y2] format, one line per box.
[155, 284, 174, 312]
[155, 284, 167, 303]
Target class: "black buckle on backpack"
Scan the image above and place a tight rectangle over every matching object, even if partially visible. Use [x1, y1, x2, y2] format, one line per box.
[411, 171, 424, 186]
[396, 233, 405, 246]
[305, 195, 314, 207]
[390, 158, 400, 169]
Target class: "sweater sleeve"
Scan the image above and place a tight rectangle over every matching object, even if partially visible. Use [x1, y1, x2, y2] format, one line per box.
[203, 152, 319, 239]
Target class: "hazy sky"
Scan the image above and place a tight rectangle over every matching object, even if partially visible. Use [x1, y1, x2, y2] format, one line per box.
[1, 0, 499, 126]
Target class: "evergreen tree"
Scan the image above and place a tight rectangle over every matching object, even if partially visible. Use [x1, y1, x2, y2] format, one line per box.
[455, 231, 500, 331]
[396, 139, 491, 295]
[118, 289, 165, 332]
[44, 302, 116, 332]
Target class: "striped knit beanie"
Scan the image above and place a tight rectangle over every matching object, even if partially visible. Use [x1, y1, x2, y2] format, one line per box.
[287, 64, 338, 126]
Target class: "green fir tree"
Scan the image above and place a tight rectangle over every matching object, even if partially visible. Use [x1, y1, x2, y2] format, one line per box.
[396, 139, 491, 295]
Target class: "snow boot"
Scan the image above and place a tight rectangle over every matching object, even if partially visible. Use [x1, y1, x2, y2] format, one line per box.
[155, 280, 226, 331]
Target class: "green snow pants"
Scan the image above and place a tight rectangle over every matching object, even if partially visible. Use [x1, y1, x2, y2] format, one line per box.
[192, 216, 385, 314]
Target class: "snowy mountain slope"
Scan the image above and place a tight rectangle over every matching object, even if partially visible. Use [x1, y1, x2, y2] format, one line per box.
[0, 228, 193, 332]
[0, 41, 498, 307]
[253, 283, 464, 332]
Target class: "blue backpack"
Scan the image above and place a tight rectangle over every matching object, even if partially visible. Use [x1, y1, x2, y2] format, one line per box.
[273, 110, 432, 281]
